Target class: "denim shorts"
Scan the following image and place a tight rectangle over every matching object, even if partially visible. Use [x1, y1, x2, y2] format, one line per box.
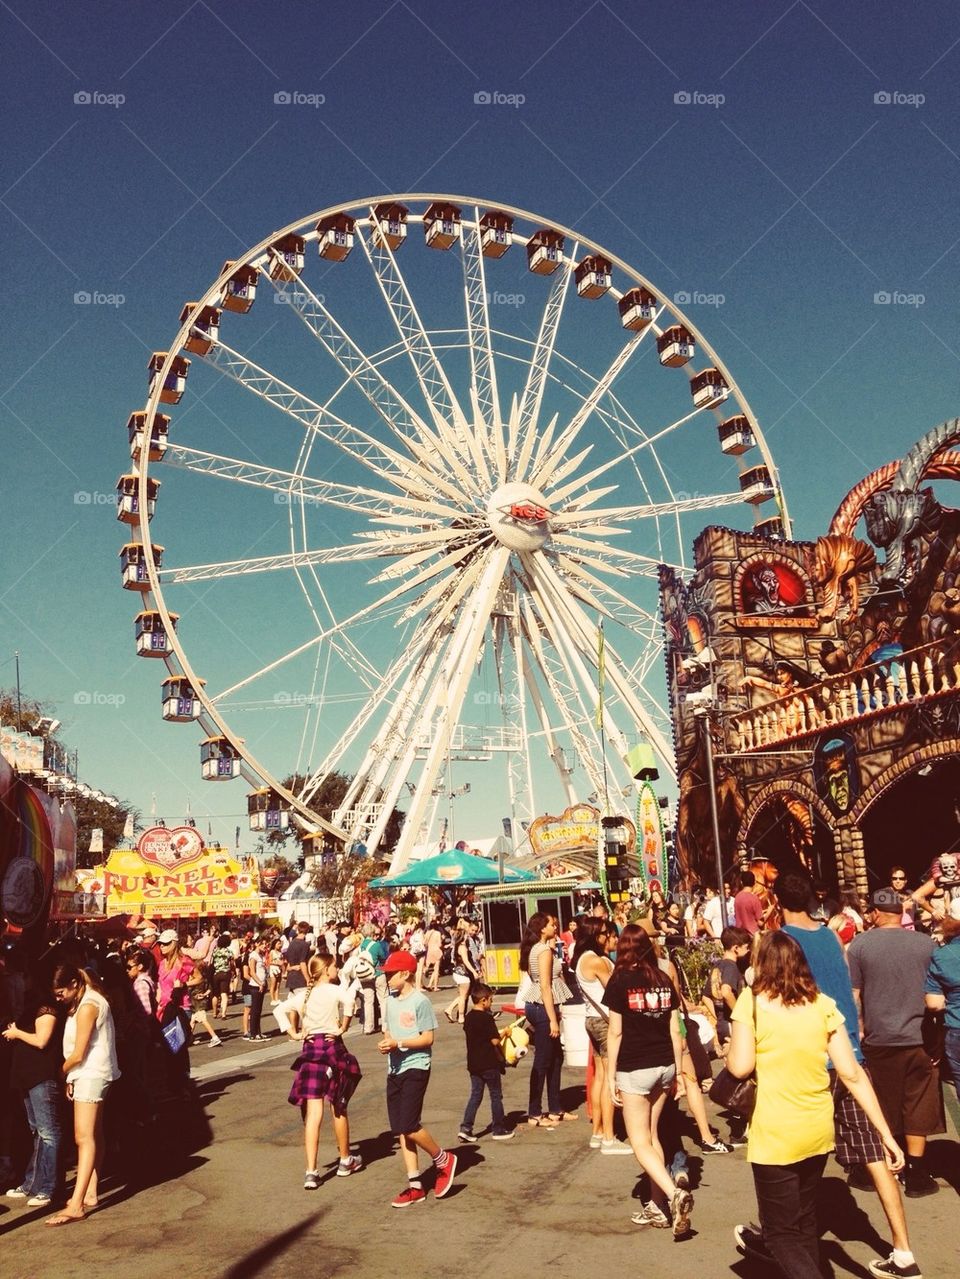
[71, 1077, 113, 1104]
[616, 1063, 675, 1096]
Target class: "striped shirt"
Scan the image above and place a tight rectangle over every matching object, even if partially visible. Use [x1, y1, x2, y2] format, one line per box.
[526, 941, 572, 1006]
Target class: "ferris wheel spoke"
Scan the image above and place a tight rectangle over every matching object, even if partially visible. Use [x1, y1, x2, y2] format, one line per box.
[513, 246, 578, 472]
[331, 640, 451, 844]
[159, 541, 402, 586]
[544, 403, 706, 508]
[161, 443, 429, 517]
[210, 556, 461, 707]
[261, 263, 464, 477]
[532, 554, 675, 774]
[303, 601, 455, 820]
[517, 630, 577, 807]
[519, 587, 610, 800]
[531, 327, 650, 486]
[356, 215, 480, 490]
[197, 337, 467, 505]
[553, 490, 746, 527]
[386, 544, 511, 870]
[460, 211, 503, 468]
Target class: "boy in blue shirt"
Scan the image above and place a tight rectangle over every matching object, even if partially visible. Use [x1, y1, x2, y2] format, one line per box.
[378, 950, 458, 1207]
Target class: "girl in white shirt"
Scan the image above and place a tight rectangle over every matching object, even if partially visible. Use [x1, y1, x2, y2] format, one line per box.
[289, 957, 363, 1188]
[47, 964, 119, 1227]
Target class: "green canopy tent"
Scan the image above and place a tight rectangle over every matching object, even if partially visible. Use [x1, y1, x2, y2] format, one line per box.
[368, 847, 536, 889]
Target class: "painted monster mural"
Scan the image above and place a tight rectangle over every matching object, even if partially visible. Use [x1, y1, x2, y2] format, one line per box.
[662, 417, 960, 895]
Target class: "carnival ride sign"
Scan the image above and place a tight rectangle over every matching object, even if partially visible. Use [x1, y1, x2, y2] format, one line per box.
[89, 844, 268, 916]
[528, 804, 637, 861]
[636, 782, 667, 894]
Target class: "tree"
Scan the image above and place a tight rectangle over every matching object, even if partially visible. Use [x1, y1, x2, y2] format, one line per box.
[262, 771, 406, 857]
[73, 795, 141, 868]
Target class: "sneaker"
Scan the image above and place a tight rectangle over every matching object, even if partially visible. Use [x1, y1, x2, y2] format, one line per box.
[252, 1034, 268, 1041]
[631, 1201, 670, 1229]
[734, 1224, 773, 1264]
[698, 1137, 734, 1154]
[208, 1036, 222, 1047]
[26, 1195, 51, 1208]
[303, 1171, 320, 1190]
[392, 1185, 426, 1208]
[589, 1133, 603, 1149]
[336, 1155, 363, 1177]
[5, 1188, 28, 1200]
[241, 1034, 253, 1041]
[490, 1130, 516, 1141]
[670, 1186, 693, 1239]
[601, 1138, 634, 1155]
[433, 1151, 458, 1199]
[457, 1131, 479, 1144]
[726, 1134, 748, 1148]
[904, 1168, 938, 1198]
[868, 1255, 922, 1278]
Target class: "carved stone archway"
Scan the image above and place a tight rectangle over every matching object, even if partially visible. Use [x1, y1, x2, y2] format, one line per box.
[737, 778, 843, 882]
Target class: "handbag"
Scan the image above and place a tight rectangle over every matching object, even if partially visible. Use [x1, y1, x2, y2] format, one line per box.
[708, 990, 757, 1119]
[161, 1013, 187, 1054]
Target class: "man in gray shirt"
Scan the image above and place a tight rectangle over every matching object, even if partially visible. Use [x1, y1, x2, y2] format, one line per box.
[848, 888, 942, 1198]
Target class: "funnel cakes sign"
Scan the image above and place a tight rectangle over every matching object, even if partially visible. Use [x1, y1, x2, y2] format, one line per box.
[90, 841, 269, 917]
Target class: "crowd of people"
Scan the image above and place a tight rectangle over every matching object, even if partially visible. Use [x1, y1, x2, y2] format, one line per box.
[1, 859, 957, 1275]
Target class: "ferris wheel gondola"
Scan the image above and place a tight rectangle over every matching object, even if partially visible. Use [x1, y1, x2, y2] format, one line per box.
[119, 194, 791, 870]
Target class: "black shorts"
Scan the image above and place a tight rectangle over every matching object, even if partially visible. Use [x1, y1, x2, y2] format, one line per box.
[863, 1044, 945, 1138]
[211, 972, 231, 997]
[386, 1069, 431, 1136]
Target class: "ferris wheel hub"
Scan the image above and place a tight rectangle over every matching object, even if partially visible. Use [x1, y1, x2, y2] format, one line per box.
[486, 481, 552, 551]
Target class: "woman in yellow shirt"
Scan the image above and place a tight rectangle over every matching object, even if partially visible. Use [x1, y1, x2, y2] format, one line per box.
[728, 932, 902, 1279]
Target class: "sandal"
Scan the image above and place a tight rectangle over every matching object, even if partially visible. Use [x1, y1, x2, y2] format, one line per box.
[526, 1116, 556, 1128]
[45, 1212, 87, 1227]
[443, 1010, 456, 1023]
[547, 1112, 579, 1122]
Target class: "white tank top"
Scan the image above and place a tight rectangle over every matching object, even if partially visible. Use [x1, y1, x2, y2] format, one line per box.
[63, 989, 120, 1085]
[575, 952, 611, 1015]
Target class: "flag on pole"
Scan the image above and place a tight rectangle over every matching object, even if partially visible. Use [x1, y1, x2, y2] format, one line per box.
[595, 619, 606, 728]
[122, 812, 134, 841]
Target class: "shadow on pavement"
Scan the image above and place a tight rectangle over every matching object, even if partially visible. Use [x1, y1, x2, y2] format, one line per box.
[222, 1212, 328, 1278]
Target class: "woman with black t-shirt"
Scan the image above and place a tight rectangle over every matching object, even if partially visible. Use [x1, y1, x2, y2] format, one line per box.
[2, 970, 65, 1210]
[602, 923, 693, 1238]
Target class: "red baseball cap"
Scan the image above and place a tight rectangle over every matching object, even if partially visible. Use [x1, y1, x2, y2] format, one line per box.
[382, 950, 418, 974]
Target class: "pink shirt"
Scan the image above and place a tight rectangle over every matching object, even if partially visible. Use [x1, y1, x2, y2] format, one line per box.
[734, 889, 764, 935]
[157, 954, 194, 1019]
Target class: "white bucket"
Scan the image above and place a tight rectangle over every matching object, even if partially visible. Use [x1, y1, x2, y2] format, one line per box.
[560, 1002, 589, 1069]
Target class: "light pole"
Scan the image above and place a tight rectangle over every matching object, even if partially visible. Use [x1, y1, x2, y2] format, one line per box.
[696, 706, 729, 930]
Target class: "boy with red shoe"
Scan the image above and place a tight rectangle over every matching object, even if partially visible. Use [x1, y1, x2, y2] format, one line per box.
[378, 950, 458, 1207]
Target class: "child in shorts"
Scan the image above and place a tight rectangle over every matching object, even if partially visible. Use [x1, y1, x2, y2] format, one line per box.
[378, 950, 458, 1207]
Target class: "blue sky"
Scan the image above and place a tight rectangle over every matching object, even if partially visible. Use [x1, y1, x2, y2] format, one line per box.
[2, 1, 959, 852]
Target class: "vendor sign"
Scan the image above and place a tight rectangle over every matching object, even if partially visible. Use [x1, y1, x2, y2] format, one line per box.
[528, 803, 637, 861]
[91, 835, 269, 916]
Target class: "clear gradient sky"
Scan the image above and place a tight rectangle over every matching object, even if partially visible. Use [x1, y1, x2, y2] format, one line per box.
[2, 1, 959, 851]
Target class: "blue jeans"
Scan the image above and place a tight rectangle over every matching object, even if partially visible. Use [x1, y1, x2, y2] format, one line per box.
[22, 1079, 62, 1199]
[525, 1002, 563, 1117]
[945, 1028, 960, 1097]
[461, 1070, 507, 1135]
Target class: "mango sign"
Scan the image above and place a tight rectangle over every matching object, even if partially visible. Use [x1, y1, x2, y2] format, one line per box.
[93, 845, 266, 916]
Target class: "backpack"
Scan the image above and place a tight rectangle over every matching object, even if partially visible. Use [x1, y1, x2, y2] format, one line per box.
[351, 944, 376, 982]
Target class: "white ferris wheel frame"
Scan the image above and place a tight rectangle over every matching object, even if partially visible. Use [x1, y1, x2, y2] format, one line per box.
[132, 193, 790, 869]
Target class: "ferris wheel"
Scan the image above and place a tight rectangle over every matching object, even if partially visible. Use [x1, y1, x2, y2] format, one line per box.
[117, 194, 790, 872]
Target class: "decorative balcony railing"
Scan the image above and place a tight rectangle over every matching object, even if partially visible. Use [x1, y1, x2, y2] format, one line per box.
[727, 639, 960, 752]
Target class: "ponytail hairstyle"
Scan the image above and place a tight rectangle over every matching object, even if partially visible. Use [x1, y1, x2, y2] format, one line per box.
[519, 912, 552, 975]
[612, 923, 659, 982]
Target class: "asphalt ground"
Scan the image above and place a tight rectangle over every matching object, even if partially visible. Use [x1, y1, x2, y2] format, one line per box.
[1, 989, 957, 1279]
